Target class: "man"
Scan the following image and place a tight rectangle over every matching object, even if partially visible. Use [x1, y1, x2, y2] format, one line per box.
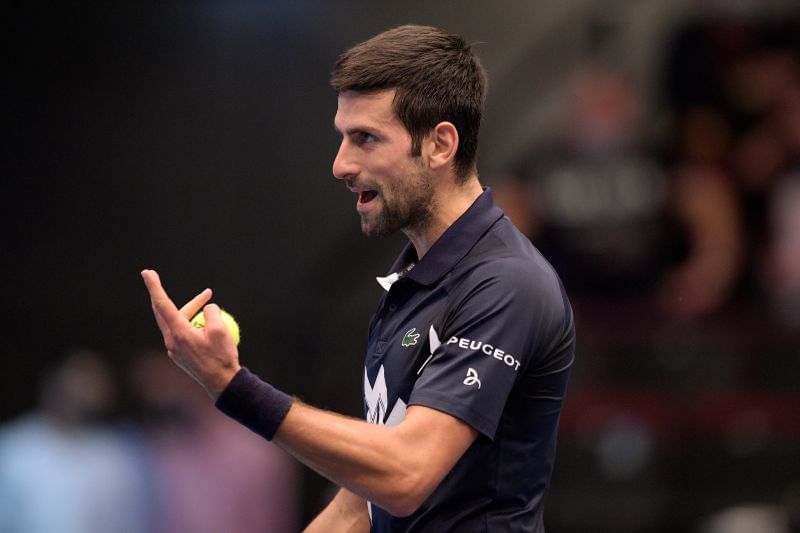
[142, 24, 575, 532]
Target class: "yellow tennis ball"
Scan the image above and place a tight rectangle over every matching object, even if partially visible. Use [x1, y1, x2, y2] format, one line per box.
[191, 309, 241, 346]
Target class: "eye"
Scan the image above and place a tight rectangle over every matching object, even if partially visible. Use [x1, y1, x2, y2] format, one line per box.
[356, 131, 378, 145]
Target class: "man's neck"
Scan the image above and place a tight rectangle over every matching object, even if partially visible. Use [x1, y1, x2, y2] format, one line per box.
[404, 175, 483, 259]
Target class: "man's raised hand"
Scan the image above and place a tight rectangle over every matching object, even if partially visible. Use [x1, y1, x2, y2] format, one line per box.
[141, 269, 241, 398]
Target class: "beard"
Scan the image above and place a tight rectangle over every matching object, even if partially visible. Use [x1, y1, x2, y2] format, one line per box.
[360, 166, 435, 238]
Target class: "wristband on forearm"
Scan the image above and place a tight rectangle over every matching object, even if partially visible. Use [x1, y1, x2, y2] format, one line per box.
[215, 367, 294, 441]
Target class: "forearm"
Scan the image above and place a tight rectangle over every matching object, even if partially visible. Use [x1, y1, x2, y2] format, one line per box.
[304, 488, 370, 533]
[216, 368, 477, 517]
[274, 400, 422, 516]
[216, 368, 410, 504]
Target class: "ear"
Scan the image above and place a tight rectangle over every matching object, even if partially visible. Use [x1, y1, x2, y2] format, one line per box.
[426, 121, 459, 172]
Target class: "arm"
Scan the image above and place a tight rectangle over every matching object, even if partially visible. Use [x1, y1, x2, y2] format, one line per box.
[304, 488, 370, 532]
[141, 269, 478, 517]
[276, 401, 477, 517]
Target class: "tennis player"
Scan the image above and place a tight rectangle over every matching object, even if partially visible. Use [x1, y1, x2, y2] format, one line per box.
[142, 24, 575, 532]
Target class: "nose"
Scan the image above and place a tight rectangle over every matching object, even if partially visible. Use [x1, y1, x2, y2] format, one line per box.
[332, 139, 358, 181]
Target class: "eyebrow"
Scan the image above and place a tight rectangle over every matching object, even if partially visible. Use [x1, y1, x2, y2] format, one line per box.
[333, 123, 381, 136]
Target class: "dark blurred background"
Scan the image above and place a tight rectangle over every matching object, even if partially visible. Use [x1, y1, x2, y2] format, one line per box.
[3, 1, 800, 532]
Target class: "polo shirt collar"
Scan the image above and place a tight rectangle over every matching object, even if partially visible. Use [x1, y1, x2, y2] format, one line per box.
[376, 188, 504, 290]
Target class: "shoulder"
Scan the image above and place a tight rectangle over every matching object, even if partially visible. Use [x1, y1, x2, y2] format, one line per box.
[445, 218, 574, 348]
[457, 217, 566, 304]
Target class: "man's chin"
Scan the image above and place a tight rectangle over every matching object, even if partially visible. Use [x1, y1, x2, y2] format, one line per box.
[360, 215, 395, 238]
[360, 221, 386, 238]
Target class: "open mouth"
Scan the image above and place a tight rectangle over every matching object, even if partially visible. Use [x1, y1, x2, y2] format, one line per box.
[359, 190, 378, 204]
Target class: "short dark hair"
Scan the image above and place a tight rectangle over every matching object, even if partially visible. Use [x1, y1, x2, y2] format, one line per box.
[331, 25, 487, 182]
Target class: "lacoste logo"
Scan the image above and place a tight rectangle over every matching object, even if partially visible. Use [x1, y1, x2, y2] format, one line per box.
[463, 368, 481, 389]
[401, 328, 420, 347]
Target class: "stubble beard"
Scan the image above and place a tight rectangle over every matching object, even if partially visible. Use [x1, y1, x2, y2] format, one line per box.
[360, 167, 435, 238]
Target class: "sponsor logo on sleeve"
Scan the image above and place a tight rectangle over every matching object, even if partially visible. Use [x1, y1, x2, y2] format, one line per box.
[463, 368, 481, 389]
[446, 336, 522, 371]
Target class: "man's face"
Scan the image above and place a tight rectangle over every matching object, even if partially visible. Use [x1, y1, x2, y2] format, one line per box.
[333, 90, 435, 237]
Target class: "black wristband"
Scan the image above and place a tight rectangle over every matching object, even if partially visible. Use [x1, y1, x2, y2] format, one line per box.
[214, 367, 293, 441]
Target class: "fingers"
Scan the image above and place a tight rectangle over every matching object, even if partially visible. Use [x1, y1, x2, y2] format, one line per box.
[201, 304, 233, 345]
[180, 288, 214, 320]
[141, 270, 240, 397]
[141, 270, 171, 334]
[141, 269, 185, 338]
[141, 269, 174, 310]
[141, 269, 229, 347]
[203, 303, 222, 323]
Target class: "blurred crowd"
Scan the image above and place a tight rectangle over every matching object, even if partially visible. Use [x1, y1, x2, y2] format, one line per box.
[497, 15, 800, 333]
[494, 12, 800, 533]
[0, 348, 299, 533]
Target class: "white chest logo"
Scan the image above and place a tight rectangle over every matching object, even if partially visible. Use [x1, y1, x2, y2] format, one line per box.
[364, 365, 406, 427]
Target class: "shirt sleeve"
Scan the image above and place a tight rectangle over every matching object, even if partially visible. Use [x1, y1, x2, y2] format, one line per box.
[408, 259, 571, 439]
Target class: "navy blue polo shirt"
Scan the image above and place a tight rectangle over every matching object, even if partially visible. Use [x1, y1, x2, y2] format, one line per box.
[364, 188, 575, 532]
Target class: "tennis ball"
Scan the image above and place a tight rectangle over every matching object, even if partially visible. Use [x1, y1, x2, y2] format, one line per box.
[191, 309, 240, 346]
